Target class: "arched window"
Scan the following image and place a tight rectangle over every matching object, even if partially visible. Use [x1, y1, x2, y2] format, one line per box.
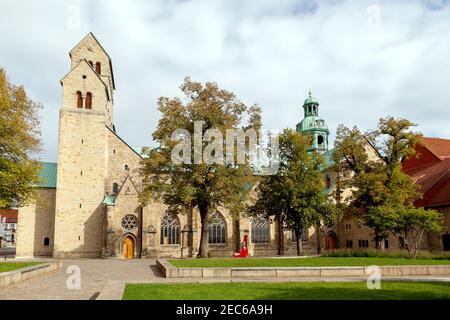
[208, 211, 226, 244]
[318, 135, 324, 145]
[251, 215, 270, 244]
[326, 174, 331, 189]
[160, 212, 180, 245]
[112, 183, 119, 194]
[95, 62, 101, 74]
[76, 91, 82, 108]
[85, 92, 92, 109]
[124, 164, 129, 171]
[43, 237, 50, 246]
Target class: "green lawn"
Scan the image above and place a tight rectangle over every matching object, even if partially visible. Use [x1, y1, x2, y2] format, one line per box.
[169, 257, 450, 268]
[0, 262, 40, 273]
[123, 282, 450, 300]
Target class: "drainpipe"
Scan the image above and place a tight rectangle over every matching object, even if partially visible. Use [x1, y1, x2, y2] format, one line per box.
[139, 206, 143, 258]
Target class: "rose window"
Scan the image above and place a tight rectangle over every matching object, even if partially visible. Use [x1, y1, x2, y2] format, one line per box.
[121, 215, 138, 231]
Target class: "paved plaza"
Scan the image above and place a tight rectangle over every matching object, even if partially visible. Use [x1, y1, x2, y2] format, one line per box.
[0, 259, 162, 300]
[1, 259, 450, 300]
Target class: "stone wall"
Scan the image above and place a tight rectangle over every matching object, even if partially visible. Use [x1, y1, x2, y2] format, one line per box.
[16, 189, 56, 257]
[54, 54, 110, 258]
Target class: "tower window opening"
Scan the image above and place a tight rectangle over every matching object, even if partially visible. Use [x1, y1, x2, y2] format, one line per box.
[82, 75, 87, 79]
[95, 62, 101, 74]
[326, 174, 331, 189]
[43, 237, 50, 246]
[112, 183, 119, 194]
[76, 91, 82, 108]
[85, 92, 92, 109]
[318, 135, 324, 145]
[308, 106, 311, 114]
[124, 164, 129, 171]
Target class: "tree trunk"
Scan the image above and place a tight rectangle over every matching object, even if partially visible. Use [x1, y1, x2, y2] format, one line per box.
[316, 223, 321, 254]
[296, 229, 303, 256]
[278, 215, 285, 256]
[197, 203, 210, 258]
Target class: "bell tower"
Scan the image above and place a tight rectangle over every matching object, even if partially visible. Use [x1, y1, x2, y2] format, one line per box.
[296, 89, 330, 153]
[53, 33, 115, 258]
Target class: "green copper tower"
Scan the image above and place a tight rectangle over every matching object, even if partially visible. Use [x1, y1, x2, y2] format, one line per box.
[296, 89, 330, 153]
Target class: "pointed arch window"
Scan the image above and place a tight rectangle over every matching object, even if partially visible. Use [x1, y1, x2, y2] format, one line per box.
[85, 92, 92, 109]
[251, 215, 270, 244]
[160, 212, 180, 245]
[76, 91, 82, 108]
[95, 62, 101, 74]
[208, 211, 226, 244]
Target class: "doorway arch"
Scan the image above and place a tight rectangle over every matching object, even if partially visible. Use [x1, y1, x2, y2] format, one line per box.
[326, 231, 337, 251]
[123, 234, 135, 259]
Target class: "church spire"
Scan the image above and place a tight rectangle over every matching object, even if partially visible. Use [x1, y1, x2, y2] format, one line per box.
[296, 89, 330, 153]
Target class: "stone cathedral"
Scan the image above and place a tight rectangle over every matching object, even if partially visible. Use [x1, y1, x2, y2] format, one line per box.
[16, 33, 331, 259]
[20, 33, 449, 259]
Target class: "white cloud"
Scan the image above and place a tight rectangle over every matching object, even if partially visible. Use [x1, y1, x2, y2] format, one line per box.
[0, 0, 449, 161]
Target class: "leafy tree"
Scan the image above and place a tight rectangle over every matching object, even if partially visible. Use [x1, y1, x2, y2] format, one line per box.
[367, 205, 442, 258]
[250, 129, 338, 255]
[0, 68, 42, 208]
[333, 117, 442, 255]
[140, 77, 260, 258]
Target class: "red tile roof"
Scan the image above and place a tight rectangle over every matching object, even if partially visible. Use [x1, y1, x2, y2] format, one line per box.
[406, 156, 450, 208]
[0, 209, 18, 223]
[422, 137, 450, 160]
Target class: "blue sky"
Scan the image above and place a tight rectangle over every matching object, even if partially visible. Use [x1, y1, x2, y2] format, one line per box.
[1, 0, 450, 162]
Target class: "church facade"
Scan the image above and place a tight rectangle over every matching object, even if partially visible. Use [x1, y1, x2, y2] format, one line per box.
[16, 33, 327, 259]
[16, 33, 450, 259]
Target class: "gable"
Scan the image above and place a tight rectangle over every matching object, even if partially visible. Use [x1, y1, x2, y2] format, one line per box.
[69, 32, 115, 90]
[60, 59, 107, 90]
[402, 144, 441, 171]
[422, 137, 450, 160]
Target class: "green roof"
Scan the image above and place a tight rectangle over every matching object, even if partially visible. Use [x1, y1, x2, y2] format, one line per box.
[296, 116, 329, 133]
[132, 146, 150, 159]
[38, 162, 57, 188]
[103, 195, 116, 206]
[304, 96, 318, 105]
[323, 149, 335, 168]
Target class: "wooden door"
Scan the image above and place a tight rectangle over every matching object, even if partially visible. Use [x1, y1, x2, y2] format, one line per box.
[123, 237, 134, 259]
[326, 234, 336, 251]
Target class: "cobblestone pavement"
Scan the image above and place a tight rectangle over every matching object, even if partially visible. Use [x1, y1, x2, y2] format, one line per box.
[0, 259, 162, 300]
